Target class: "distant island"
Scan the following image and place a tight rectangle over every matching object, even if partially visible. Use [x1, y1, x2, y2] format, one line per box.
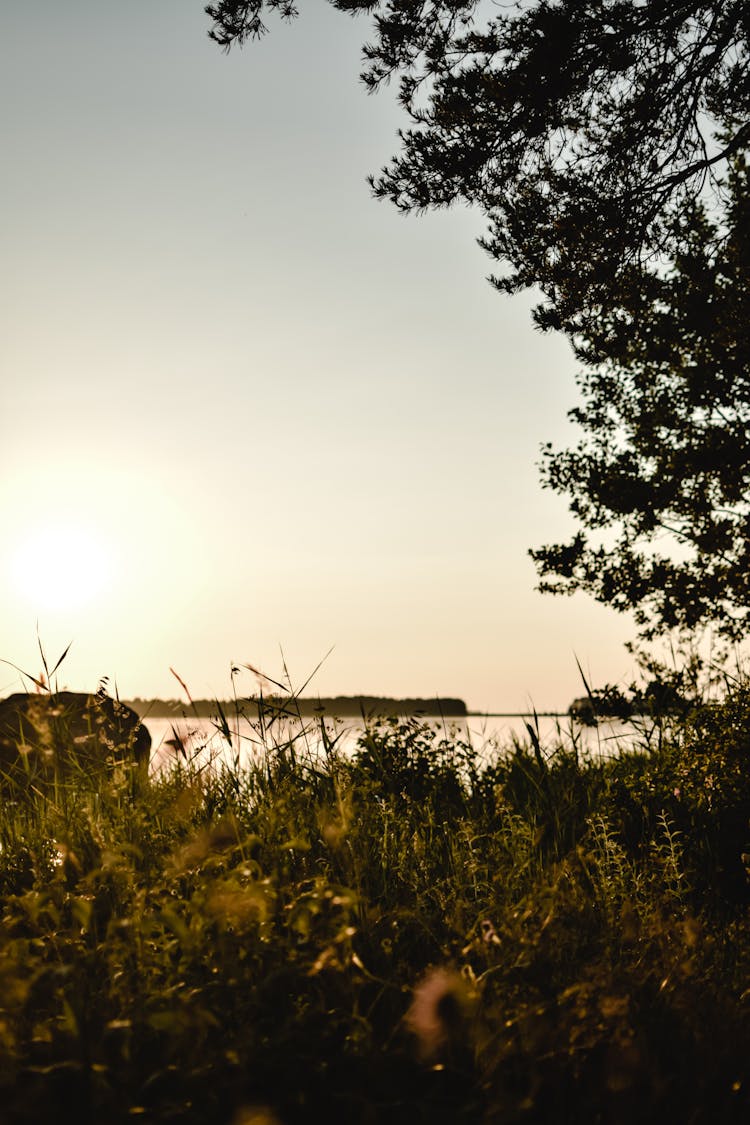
[126, 696, 468, 719]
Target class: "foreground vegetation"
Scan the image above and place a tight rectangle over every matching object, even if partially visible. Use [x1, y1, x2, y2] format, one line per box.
[1, 687, 749, 1124]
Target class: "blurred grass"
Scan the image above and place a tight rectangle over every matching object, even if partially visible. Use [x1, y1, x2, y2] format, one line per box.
[0, 677, 749, 1124]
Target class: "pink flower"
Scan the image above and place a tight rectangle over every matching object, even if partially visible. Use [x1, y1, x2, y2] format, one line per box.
[405, 967, 471, 1061]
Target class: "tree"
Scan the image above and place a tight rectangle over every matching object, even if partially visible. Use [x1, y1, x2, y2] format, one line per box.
[206, 1, 750, 638]
[531, 160, 750, 640]
[206, 0, 750, 331]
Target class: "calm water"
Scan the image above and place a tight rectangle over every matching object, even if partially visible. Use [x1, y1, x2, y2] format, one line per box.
[142, 711, 652, 773]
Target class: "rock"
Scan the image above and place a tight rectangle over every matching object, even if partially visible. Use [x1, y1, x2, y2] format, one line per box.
[0, 691, 151, 786]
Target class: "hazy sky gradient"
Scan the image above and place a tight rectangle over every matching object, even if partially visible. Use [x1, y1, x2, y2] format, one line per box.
[1, 0, 637, 710]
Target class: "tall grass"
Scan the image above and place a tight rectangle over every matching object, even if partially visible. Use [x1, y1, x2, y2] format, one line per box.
[0, 678, 749, 1123]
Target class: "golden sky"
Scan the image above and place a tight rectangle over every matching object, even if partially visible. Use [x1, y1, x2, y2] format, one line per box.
[1, 0, 635, 711]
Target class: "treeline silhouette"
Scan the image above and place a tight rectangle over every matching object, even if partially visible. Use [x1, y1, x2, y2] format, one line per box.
[126, 696, 468, 719]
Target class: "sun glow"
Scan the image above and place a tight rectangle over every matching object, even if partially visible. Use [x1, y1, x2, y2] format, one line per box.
[9, 522, 116, 613]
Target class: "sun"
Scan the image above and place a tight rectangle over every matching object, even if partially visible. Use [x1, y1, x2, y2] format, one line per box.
[9, 521, 116, 613]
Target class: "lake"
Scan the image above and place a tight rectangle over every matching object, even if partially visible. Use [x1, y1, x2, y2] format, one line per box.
[142, 710, 655, 773]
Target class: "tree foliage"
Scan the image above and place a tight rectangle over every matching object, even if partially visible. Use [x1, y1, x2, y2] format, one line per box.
[531, 160, 750, 640]
[206, 2, 750, 637]
[206, 0, 750, 329]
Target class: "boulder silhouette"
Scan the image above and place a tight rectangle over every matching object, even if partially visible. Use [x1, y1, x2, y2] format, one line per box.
[0, 691, 150, 786]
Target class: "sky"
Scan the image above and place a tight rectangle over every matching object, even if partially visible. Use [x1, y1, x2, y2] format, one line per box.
[1, 0, 638, 712]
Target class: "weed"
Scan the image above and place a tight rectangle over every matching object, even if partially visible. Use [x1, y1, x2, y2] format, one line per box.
[0, 673, 748, 1122]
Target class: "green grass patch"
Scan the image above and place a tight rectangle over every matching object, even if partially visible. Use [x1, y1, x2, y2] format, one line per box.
[0, 693, 749, 1123]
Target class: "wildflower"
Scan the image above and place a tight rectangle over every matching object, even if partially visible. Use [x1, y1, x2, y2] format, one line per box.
[480, 918, 501, 946]
[405, 966, 472, 1062]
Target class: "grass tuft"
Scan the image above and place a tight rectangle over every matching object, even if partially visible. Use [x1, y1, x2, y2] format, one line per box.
[0, 678, 749, 1123]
